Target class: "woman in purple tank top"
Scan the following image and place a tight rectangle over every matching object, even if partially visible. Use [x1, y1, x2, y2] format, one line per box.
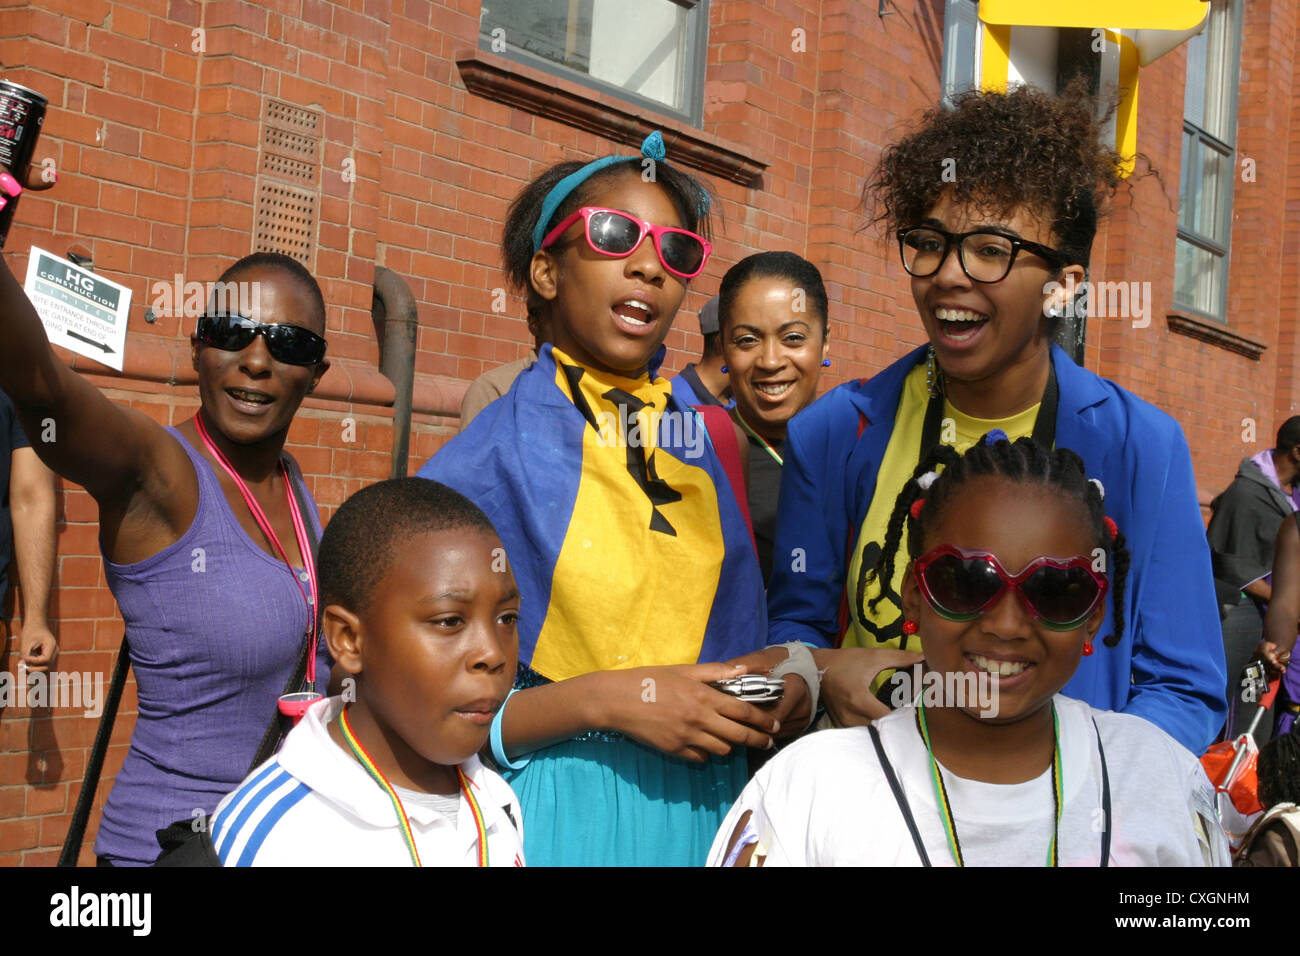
[0, 243, 332, 865]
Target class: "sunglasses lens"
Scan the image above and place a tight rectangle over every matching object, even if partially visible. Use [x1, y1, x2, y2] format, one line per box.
[200, 314, 255, 351]
[923, 554, 1003, 619]
[588, 211, 641, 255]
[266, 326, 326, 366]
[1020, 566, 1100, 627]
[658, 230, 706, 277]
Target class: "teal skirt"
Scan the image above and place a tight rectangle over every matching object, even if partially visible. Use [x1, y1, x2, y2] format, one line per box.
[504, 734, 748, 867]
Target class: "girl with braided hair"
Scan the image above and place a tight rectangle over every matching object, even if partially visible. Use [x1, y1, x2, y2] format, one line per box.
[765, 83, 1226, 753]
[711, 436, 1228, 866]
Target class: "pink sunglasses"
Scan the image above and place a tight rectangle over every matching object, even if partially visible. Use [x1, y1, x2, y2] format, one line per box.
[540, 206, 712, 280]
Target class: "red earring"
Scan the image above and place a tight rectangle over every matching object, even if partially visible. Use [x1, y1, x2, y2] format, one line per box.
[1082, 640, 1094, 656]
[901, 620, 919, 635]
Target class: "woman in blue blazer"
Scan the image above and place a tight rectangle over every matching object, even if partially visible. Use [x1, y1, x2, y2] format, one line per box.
[766, 84, 1226, 755]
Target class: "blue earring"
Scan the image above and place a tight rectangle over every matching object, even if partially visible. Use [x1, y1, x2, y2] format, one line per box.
[822, 358, 831, 367]
[721, 365, 728, 373]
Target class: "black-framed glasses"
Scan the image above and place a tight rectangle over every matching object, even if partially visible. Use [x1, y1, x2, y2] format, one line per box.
[196, 313, 327, 366]
[897, 227, 1068, 283]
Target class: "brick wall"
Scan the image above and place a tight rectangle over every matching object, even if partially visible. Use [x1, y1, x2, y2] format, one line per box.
[0, 0, 1293, 863]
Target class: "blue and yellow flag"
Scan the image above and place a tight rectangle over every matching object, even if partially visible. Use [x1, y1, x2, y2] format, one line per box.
[418, 345, 766, 681]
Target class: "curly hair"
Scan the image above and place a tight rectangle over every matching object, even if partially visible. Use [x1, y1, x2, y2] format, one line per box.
[863, 79, 1123, 269]
[864, 436, 1130, 648]
[503, 158, 714, 322]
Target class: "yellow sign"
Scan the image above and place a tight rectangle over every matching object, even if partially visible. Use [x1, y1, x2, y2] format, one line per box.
[979, 0, 1209, 31]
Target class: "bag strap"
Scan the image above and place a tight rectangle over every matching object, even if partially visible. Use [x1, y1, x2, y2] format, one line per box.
[1093, 717, 1112, 867]
[696, 405, 757, 551]
[869, 722, 931, 866]
[246, 457, 321, 774]
[58, 635, 131, 866]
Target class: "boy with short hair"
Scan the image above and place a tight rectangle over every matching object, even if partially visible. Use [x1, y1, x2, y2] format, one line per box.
[209, 478, 525, 866]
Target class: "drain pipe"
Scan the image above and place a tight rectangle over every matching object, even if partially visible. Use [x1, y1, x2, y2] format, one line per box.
[372, 266, 417, 478]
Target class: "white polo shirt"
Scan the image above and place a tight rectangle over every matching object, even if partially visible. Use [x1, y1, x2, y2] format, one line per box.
[708, 695, 1229, 867]
[210, 696, 525, 867]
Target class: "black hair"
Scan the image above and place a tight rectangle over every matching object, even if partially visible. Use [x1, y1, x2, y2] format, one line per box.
[317, 478, 500, 616]
[865, 436, 1130, 648]
[864, 78, 1123, 272]
[215, 251, 327, 331]
[1257, 729, 1300, 809]
[502, 156, 714, 322]
[1277, 416, 1300, 454]
[718, 251, 829, 335]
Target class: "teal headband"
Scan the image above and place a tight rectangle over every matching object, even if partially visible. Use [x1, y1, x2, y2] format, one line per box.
[531, 131, 668, 254]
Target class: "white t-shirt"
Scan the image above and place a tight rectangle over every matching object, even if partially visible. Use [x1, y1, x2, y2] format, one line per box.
[708, 696, 1228, 867]
[210, 696, 526, 866]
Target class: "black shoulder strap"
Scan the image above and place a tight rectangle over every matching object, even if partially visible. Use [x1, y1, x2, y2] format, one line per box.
[919, 362, 1059, 463]
[1093, 717, 1112, 867]
[869, 722, 931, 866]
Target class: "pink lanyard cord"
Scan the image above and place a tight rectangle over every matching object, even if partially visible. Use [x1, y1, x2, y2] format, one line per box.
[194, 415, 319, 688]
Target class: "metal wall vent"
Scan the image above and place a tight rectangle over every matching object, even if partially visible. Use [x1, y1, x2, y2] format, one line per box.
[254, 99, 322, 268]
[254, 182, 317, 263]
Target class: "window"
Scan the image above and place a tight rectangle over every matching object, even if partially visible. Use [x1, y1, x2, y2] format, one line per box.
[479, 0, 709, 125]
[1174, 0, 1242, 321]
[941, 0, 980, 105]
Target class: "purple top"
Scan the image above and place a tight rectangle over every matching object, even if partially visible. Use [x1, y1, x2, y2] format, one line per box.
[94, 427, 329, 865]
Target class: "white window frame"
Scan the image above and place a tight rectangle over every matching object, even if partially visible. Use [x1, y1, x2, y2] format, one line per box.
[479, 0, 710, 126]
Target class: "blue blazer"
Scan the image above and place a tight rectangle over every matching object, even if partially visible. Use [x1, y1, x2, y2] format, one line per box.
[767, 343, 1228, 754]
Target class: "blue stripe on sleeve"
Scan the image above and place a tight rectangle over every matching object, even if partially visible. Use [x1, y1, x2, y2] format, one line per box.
[233, 782, 310, 867]
[211, 764, 287, 858]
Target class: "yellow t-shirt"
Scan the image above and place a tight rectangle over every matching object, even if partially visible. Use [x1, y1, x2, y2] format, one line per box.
[843, 364, 1040, 673]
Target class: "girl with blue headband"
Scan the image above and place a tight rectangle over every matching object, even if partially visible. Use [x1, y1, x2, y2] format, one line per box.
[419, 134, 808, 865]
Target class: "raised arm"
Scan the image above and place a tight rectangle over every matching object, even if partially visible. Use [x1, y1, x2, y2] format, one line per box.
[0, 242, 194, 555]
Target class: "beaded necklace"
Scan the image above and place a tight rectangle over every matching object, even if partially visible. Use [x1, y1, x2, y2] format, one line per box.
[914, 702, 1063, 866]
[337, 705, 488, 867]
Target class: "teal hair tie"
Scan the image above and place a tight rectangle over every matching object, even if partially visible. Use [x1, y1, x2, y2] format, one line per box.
[531, 132, 671, 253]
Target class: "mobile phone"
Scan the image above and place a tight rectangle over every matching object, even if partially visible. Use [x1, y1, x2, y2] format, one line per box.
[710, 675, 785, 704]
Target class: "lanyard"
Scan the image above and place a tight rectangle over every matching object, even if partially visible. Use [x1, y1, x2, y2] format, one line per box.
[735, 411, 784, 467]
[338, 705, 489, 867]
[915, 702, 1064, 866]
[194, 414, 318, 688]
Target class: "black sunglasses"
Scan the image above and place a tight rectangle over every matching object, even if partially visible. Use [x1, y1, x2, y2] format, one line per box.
[196, 313, 327, 367]
[897, 226, 1068, 283]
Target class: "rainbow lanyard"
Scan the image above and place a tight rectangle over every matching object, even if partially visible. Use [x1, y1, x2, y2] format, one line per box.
[734, 411, 784, 466]
[337, 706, 488, 867]
[194, 413, 319, 689]
[914, 702, 1063, 867]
